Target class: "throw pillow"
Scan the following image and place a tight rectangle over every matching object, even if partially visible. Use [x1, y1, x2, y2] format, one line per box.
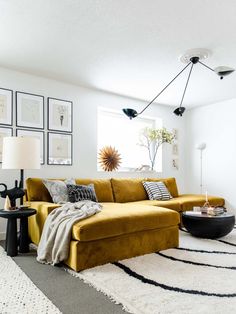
[43, 178, 75, 204]
[67, 184, 98, 203]
[143, 181, 172, 201]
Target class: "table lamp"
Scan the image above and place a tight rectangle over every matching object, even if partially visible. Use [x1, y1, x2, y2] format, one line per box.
[2, 137, 40, 203]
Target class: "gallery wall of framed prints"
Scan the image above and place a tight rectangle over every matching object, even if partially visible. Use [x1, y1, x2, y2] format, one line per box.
[0, 86, 73, 166]
[47, 97, 73, 165]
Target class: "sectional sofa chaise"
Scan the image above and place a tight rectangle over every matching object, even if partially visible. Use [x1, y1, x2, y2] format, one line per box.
[26, 177, 224, 271]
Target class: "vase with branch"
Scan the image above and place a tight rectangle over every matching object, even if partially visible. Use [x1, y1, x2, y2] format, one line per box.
[138, 127, 174, 171]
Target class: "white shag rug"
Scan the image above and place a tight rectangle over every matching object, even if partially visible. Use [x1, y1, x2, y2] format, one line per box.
[0, 246, 61, 314]
[67, 226, 236, 314]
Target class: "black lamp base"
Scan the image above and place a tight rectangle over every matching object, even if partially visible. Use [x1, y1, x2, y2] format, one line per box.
[20, 169, 24, 205]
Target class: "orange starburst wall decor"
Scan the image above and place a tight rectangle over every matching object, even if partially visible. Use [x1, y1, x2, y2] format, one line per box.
[99, 146, 121, 171]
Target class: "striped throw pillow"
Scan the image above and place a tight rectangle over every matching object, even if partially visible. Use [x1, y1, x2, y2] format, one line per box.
[143, 181, 172, 200]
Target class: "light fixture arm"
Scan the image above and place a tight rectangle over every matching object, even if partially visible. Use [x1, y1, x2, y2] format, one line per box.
[198, 61, 215, 72]
[123, 50, 234, 119]
[138, 61, 192, 115]
[179, 62, 194, 108]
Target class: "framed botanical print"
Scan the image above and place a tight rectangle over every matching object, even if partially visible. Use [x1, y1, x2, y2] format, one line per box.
[16, 129, 45, 165]
[47, 132, 72, 165]
[16, 91, 44, 129]
[0, 88, 13, 126]
[48, 98, 72, 132]
[172, 143, 178, 155]
[0, 127, 13, 162]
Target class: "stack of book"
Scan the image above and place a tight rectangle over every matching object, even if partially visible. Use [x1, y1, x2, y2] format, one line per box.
[200, 206, 226, 216]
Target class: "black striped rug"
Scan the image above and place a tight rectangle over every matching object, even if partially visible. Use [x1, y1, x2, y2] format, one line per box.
[67, 226, 236, 314]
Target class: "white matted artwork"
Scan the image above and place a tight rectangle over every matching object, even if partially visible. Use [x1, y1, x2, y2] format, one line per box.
[0, 88, 13, 126]
[172, 143, 178, 155]
[48, 98, 72, 133]
[48, 132, 72, 165]
[0, 127, 13, 162]
[16, 92, 44, 129]
[16, 129, 45, 165]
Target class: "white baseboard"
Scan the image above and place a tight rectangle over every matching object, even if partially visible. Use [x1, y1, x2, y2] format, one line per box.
[0, 232, 6, 241]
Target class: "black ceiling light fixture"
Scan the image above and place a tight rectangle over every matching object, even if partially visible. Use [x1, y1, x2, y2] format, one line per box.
[123, 48, 234, 119]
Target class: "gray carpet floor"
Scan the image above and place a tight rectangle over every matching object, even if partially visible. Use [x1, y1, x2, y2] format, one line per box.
[0, 242, 125, 314]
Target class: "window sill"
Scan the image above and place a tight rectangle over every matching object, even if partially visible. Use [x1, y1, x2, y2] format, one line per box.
[97, 169, 161, 174]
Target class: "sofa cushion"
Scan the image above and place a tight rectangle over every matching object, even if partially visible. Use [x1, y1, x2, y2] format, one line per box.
[111, 178, 148, 203]
[26, 178, 53, 202]
[75, 179, 114, 202]
[126, 199, 181, 212]
[26, 178, 114, 203]
[176, 194, 225, 211]
[128, 195, 225, 212]
[72, 203, 179, 242]
[147, 177, 179, 197]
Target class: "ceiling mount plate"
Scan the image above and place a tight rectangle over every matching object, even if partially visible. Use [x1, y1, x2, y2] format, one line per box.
[180, 48, 212, 64]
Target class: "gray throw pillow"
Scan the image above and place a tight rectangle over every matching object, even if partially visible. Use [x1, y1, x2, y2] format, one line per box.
[43, 178, 75, 204]
[143, 181, 172, 201]
[67, 184, 98, 203]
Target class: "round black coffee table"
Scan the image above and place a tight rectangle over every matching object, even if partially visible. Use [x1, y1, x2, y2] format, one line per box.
[0, 208, 36, 256]
[182, 211, 235, 239]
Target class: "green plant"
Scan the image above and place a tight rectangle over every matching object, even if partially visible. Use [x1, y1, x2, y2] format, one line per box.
[138, 127, 174, 170]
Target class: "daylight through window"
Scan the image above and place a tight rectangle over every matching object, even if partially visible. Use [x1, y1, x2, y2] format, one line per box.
[97, 108, 162, 171]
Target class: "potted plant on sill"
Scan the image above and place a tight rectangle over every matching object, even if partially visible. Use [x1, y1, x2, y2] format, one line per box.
[138, 127, 174, 171]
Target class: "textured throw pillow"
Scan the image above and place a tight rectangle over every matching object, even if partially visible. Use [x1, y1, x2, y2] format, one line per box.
[143, 181, 172, 200]
[43, 179, 75, 204]
[67, 184, 98, 203]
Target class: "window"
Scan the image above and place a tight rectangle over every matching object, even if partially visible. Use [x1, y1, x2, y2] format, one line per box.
[97, 108, 162, 171]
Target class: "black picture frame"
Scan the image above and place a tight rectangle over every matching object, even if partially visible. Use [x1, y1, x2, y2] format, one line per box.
[16, 91, 44, 129]
[16, 128, 45, 165]
[0, 126, 13, 163]
[47, 97, 73, 133]
[47, 132, 73, 165]
[0, 88, 13, 126]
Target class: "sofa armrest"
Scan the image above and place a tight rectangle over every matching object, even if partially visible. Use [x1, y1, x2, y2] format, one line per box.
[176, 194, 225, 211]
[28, 201, 60, 245]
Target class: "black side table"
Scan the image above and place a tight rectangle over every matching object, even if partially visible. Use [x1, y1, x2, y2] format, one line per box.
[0, 208, 36, 256]
[182, 211, 235, 239]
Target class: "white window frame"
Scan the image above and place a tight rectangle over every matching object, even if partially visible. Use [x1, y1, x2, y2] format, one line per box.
[97, 107, 162, 172]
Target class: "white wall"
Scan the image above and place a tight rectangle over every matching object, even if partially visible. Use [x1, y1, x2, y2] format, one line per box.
[186, 98, 236, 213]
[0, 67, 186, 237]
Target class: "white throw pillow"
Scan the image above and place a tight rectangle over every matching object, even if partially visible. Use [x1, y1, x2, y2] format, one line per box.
[43, 178, 75, 204]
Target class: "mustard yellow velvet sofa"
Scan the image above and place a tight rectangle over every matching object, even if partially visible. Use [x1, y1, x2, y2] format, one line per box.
[26, 177, 224, 271]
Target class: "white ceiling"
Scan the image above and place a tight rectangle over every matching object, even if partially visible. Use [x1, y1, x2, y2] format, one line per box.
[1, 0, 236, 108]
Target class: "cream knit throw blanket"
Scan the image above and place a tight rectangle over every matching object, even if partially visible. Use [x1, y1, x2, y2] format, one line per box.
[37, 201, 102, 265]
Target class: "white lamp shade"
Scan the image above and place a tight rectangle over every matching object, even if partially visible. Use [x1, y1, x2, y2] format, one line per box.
[2, 137, 40, 169]
[196, 143, 206, 150]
